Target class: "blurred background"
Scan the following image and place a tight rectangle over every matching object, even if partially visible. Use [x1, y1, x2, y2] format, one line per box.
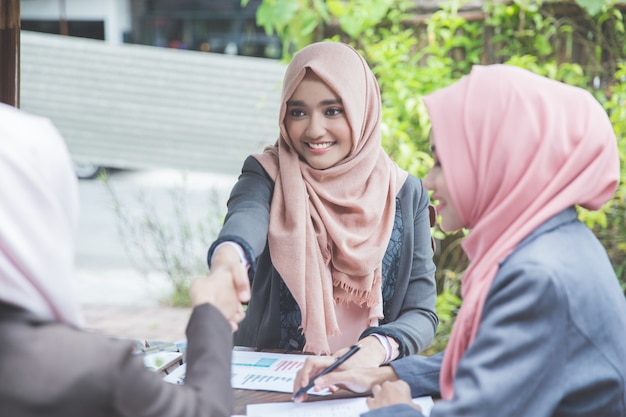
[3, 0, 625, 347]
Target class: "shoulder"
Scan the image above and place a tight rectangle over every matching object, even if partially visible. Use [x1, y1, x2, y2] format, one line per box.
[242, 155, 265, 173]
[487, 210, 616, 322]
[400, 173, 424, 191]
[242, 155, 274, 181]
[397, 174, 429, 211]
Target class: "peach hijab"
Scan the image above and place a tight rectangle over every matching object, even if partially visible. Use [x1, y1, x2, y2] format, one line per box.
[423, 65, 619, 399]
[254, 42, 408, 354]
[0, 103, 83, 327]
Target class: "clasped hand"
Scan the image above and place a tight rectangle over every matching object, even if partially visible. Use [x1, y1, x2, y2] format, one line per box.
[292, 335, 399, 404]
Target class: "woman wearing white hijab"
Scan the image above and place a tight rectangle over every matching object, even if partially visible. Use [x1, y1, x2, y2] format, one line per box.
[0, 103, 250, 417]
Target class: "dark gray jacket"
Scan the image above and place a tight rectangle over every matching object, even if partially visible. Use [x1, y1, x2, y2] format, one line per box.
[209, 156, 438, 356]
[0, 303, 233, 417]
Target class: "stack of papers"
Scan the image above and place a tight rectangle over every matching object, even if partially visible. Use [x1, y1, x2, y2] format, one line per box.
[246, 396, 434, 417]
[165, 350, 328, 395]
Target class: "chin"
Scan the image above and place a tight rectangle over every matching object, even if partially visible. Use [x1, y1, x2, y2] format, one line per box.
[440, 221, 461, 233]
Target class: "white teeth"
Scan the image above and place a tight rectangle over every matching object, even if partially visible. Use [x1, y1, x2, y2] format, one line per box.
[308, 142, 333, 149]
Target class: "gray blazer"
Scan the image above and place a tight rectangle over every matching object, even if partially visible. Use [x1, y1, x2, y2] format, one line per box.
[208, 156, 438, 356]
[363, 207, 626, 417]
[0, 303, 234, 417]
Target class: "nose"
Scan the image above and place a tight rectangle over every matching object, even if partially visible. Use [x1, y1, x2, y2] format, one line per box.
[305, 114, 325, 139]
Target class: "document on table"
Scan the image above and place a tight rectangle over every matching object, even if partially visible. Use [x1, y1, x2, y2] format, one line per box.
[246, 395, 434, 417]
[231, 350, 329, 395]
[165, 350, 329, 395]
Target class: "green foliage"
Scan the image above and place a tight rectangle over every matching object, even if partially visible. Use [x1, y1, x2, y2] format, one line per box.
[244, 0, 330, 58]
[576, 0, 622, 16]
[590, 62, 626, 291]
[252, 0, 626, 352]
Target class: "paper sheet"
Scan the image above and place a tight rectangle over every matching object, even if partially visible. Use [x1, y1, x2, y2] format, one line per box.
[164, 351, 328, 395]
[246, 396, 434, 417]
[231, 350, 329, 395]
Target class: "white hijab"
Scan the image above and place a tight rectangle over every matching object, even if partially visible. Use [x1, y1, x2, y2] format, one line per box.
[0, 103, 83, 326]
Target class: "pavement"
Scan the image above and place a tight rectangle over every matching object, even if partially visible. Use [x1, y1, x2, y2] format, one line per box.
[82, 304, 192, 343]
[74, 168, 238, 344]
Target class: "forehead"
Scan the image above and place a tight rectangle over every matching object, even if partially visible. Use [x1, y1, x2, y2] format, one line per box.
[288, 72, 340, 102]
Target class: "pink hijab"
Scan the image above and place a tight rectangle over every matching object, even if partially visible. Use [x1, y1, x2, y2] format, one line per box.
[423, 65, 619, 399]
[0, 103, 83, 327]
[254, 42, 408, 354]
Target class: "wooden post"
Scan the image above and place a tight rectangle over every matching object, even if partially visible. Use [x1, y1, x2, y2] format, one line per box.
[0, 0, 20, 107]
[59, 0, 68, 36]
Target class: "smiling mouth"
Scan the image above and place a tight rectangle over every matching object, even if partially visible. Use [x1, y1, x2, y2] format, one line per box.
[307, 142, 335, 149]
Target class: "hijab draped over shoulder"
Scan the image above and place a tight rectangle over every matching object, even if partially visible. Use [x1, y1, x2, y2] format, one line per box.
[423, 65, 619, 399]
[0, 103, 83, 327]
[254, 42, 408, 354]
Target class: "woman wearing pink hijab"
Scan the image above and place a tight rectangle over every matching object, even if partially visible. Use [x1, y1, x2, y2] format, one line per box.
[208, 41, 438, 367]
[295, 65, 626, 416]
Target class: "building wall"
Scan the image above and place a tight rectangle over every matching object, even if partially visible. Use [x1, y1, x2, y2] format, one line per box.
[20, 0, 131, 43]
[20, 30, 286, 175]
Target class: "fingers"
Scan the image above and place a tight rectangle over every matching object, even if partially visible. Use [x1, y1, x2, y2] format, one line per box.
[366, 380, 414, 411]
[229, 262, 250, 303]
[189, 266, 247, 328]
[293, 356, 336, 401]
[322, 365, 399, 395]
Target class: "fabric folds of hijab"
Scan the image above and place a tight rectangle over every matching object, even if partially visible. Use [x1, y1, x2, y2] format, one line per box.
[423, 65, 619, 399]
[0, 103, 83, 327]
[254, 42, 408, 354]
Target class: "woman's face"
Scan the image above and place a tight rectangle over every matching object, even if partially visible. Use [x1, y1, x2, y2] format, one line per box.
[284, 73, 352, 170]
[423, 143, 464, 232]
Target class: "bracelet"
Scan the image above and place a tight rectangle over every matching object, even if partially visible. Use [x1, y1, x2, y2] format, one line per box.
[370, 333, 395, 365]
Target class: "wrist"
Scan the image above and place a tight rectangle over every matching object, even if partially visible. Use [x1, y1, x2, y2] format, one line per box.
[369, 364, 399, 387]
[361, 335, 388, 366]
[211, 242, 249, 268]
[368, 333, 400, 364]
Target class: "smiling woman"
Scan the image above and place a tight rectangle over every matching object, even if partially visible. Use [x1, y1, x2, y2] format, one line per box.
[207, 41, 438, 372]
[284, 70, 352, 170]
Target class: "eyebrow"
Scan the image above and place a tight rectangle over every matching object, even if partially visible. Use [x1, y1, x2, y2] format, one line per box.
[286, 99, 342, 107]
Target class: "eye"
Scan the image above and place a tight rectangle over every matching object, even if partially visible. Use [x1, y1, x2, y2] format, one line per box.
[325, 107, 344, 116]
[288, 109, 306, 118]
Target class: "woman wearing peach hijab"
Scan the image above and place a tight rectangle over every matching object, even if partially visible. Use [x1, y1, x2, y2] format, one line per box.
[208, 41, 438, 367]
[295, 65, 626, 416]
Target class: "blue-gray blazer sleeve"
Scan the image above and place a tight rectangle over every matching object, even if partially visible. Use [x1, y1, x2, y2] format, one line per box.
[362, 264, 569, 417]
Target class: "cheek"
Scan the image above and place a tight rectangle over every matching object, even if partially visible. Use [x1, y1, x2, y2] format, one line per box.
[423, 171, 434, 190]
[335, 120, 353, 146]
[284, 121, 303, 144]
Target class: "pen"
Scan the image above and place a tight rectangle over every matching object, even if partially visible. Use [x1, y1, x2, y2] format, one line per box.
[291, 344, 361, 401]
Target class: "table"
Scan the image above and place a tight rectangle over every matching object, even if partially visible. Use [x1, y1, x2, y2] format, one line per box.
[233, 387, 364, 415]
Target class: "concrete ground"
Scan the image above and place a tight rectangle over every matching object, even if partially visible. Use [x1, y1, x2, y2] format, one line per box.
[82, 304, 191, 342]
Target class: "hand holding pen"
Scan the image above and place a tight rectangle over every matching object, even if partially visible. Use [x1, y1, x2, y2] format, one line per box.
[292, 344, 361, 401]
